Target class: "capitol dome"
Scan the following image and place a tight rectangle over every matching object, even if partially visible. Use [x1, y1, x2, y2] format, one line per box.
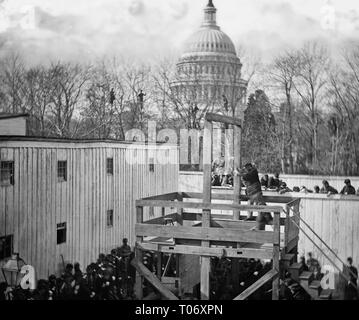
[183, 28, 237, 56]
[171, 0, 247, 122]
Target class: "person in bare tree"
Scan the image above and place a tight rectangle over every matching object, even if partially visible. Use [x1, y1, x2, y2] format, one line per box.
[109, 88, 116, 105]
[138, 90, 146, 104]
[222, 95, 229, 113]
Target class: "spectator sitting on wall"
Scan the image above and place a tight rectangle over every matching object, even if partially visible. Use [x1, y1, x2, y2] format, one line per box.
[313, 186, 320, 194]
[340, 179, 356, 195]
[278, 182, 292, 194]
[300, 186, 313, 193]
[320, 180, 338, 195]
[234, 163, 263, 220]
[260, 174, 270, 189]
[269, 173, 281, 189]
[343, 257, 358, 300]
[211, 172, 221, 186]
[221, 169, 234, 187]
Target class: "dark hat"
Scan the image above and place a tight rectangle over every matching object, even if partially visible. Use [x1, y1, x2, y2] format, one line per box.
[345, 179, 351, 184]
[244, 163, 253, 168]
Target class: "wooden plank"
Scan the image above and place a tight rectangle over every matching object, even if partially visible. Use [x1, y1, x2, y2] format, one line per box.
[135, 206, 144, 299]
[136, 199, 284, 213]
[205, 112, 242, 127]
[272, 212, 281, 300]
[201, 119, 212, 301]
[233, 269, 278, 300]
[138, 242, 273, 260]
[141, 192, 179, 201]
[211, 219, 256, 230]
[130, 258, 179, 300]
[135, 224, 279, 244]
[233, 117, 242, 220]
[144, 213, 179, 225]
[181, 192, 293, 204]
[182, 212, 286, 226]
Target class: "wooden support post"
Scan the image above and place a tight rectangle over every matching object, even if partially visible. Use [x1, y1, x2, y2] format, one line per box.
[284, 205, 290, 252]
[177, 194, 184, 226]
[131, 258, 179, 300]
[201, 119, 212, 301]
[157, 252, 162, 280]
[272, 211, 280, 300]
[135, 206, 144, 299]
[292, 202, 300, 262]
[232, 119, 242, 291]
[233, 121, 242, 221]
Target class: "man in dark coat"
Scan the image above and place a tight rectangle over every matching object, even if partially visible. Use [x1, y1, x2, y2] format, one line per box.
[343, 257, 358, 300]
[340, 179, 356, 195]
[269, 173, 281, 189]
[235, 163, 263, 220]
[260, 174, 269, 189]
[320, 180, 338, 195]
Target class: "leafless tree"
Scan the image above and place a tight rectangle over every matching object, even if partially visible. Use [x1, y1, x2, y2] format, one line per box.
[267, 51, 300, 173]
[292, 41, 330, 172]
[0, 53, 27, 113]
[328, 44, 359, 175]
[46, 62, 90, 138]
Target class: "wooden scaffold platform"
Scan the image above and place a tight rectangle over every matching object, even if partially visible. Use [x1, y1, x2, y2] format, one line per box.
[131, 113, 301, 300]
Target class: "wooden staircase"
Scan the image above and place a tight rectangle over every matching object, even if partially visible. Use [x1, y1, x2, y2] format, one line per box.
[281, 253, 333, 300]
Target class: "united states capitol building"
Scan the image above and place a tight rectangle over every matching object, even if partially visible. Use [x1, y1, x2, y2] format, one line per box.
[171, 0, 248, 120]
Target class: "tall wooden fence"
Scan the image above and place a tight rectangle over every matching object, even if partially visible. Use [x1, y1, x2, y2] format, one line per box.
[179, 171, 359, 282]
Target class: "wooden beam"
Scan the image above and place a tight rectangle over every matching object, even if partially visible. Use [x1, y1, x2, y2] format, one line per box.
[233, 115, 242, 220]
[138, 242, 273, 260]
[136, 199, 284, 213]
[285, 236, 299, 254]
[141, 192, 180, 201]
[211, 218, 256, 230]
[135, 224, 279, 244]
[233, 269, 278, 300]
[201, 119, 212, 301]
[130, 258, 179, 300]
[144, 213, 179, 225]
[135, 206, 144, 299]
[181, 192, 294, 204]
[272, 212, 281, 300]
[182, 212, 286, 226]
[205, 112, 242, 127]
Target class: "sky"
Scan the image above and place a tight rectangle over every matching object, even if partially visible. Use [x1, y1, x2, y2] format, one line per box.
[0, 0, 359, 65]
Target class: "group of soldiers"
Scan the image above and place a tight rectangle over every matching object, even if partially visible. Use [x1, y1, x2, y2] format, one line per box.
[1, 239, 136, 300]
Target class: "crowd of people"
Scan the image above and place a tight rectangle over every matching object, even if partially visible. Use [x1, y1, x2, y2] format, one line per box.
[0, 239, 137, 300]
[212, 158, 359, 197]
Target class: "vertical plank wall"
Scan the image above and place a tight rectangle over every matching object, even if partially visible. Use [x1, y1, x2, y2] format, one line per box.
[0, 140, 178, 280]
[179, 171, 359, 277]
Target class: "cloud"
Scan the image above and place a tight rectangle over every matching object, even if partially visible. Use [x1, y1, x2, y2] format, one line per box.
[0, 0, 359, 65]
